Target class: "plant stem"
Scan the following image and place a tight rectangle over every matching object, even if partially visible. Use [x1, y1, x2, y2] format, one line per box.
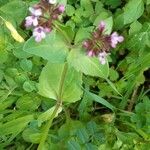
[128, 85, 138, 111]
[37, 63, 68, 150]
[37, 102, 61, 150]
[58, 63, 68, 100]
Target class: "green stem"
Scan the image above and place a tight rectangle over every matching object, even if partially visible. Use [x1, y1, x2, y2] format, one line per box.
[37, 63, 68, 150]
[37, 102, 61, 150]
[58, 63, 68, 100]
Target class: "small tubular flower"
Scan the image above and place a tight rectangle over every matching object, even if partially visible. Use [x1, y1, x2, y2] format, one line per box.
[98, 52, 107, 65]
[83, 41, 89, 48]
[33, 26, 46, 42]
[25, 16, 38, 27]
[110, 32, 124, 48]
[29, 7, 42, 17]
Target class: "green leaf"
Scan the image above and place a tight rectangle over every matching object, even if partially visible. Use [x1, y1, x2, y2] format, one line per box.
[67, 48, 109, 79]
[95, 1, 104, 14]
[13, 43, 32, 59]
[85, 143, 98, 150]
[129, 21, 142, 35]
[0, 28, 8, 64]
[54, 22, 75, 43]
[23, 81, 35, 92]
[103, 17, 113, 35]
[127, 23, 150, 50]
[147, 0, 150, 5]
[114, 13, 124, 30]
[94, 11, 109, 26]
[58, 120, 83, 139]
[66, 4, 75, 16]
[38, 62, 83, 103]
[23, 31, 68, 63]
[0, 96, 17, 112]
[109, 68, 119, 81]
[0, 49, 8, 64]
[5, 68, 18, 78]
[16, 94, 41, 111]
[59, 0, 67, 6]
[0, 0, 27, 25]
[106, 78, 122, 96]
[0, 0, 9, 7]
[105, 0, 121, 8]
[38, 105, 62, 126]
[76, 128, 89, 144]
[84, 89, 115, 111]
[130, 97, 150, 134]
[0, 69, 3, 82]
[0, 115, 33, 136]
[123, 0, 144, 25]
[80, 0, 94, 17]
[74, 27, 93, 44]
[4, 75, 17, 88]
[20, 59, 32, 72]
[67, 140, 81, 150]
[22, 128, 41, 144]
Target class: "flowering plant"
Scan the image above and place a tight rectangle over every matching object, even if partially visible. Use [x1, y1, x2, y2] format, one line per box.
[0, 0, 150, 149]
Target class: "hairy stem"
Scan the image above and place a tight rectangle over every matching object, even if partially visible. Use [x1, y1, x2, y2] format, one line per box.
[37, 63, 68, 150]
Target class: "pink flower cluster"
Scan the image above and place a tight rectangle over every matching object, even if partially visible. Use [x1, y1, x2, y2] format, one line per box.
[83, 21, 124, 65]
[25, 0, 65, 42]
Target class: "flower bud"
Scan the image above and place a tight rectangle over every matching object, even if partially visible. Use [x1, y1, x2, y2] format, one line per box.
[87, 50, 95, 57]
[44, 27, 51, 33]
[52, 14, 59, 19]
[83, 41, 89, 48]
[98, 21, 105, 32]
[58, 5, 65, 13]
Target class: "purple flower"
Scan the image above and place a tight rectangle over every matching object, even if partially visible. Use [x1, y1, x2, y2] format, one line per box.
[83, 21, 124, 65]
[98, 21, 105, 32]
[110, 32, 124, 48]
[25, 16, 38, 27]
[25, 7, 42, 28]
[29, 7, 42, 17]
[58, 5, 65, 13]
[98, 51, 107, 65]
[48, 0, 57, 4]
[33, 26, 46, 42]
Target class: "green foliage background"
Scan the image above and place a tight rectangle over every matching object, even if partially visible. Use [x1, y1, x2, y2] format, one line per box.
[0, 0, 150, 149]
